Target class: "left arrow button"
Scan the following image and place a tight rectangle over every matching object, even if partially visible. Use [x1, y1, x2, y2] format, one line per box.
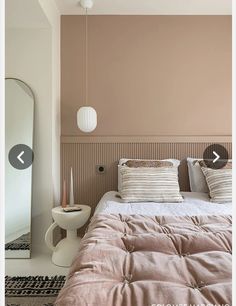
[17, 151, 25, 164]
[8, 144, 34, 170]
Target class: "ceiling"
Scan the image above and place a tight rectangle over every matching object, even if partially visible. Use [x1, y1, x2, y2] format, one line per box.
[5, 0, 232, 29]
[6, 0, 50, 28]
[55, 0, 232, 15]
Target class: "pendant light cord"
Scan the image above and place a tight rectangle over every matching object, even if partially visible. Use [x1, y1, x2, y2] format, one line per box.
[85, 8, 88, 106]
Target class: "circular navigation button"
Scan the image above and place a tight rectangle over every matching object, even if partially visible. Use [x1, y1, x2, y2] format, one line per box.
[8, 144, 34, 170]
[203, 144, 228, 169]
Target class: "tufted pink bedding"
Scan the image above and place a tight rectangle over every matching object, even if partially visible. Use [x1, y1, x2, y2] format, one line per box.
[55, 214, 232, 306]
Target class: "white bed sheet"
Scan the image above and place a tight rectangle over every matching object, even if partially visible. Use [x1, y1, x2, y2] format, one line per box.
[95, 191, 232, 216]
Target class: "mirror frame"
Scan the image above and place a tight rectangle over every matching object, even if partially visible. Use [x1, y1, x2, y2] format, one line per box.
[5, 77, 35, 258]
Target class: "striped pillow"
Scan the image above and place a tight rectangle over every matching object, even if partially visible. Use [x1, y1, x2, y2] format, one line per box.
[119, 166, 183, 203]
[198, 160, 232, 169]
[201, 167, 232, 203]
[124, 160, 173, 168]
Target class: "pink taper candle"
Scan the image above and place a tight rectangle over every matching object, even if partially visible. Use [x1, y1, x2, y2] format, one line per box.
[62, 179, 67, 208]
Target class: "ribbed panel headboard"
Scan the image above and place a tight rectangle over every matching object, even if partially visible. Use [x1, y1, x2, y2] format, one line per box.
[61, 136, 232, 213]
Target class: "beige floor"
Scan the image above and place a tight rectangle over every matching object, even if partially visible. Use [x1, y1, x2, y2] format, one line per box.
[5, 250, 69, 276]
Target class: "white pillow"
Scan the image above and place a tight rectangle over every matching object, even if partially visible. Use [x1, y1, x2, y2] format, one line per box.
[187, 157, 209, 193]
[117, 158, 180, 192]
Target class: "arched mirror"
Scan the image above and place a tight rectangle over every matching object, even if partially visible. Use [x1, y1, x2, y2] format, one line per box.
[5, 78, 34, 258]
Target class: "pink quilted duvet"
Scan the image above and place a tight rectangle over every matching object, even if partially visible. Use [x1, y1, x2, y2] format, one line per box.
[55, 214, 232, 306]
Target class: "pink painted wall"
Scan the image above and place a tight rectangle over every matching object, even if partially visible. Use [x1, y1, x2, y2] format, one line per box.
[61, 15, 232, 136]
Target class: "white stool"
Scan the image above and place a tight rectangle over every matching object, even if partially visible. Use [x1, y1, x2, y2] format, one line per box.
[45, 205, 91, 267]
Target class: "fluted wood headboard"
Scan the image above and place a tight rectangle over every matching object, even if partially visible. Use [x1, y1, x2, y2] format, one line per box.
[61, 136, 232, 214]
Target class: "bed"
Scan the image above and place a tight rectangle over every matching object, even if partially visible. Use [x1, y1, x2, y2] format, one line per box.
[55, 191, 232, 306]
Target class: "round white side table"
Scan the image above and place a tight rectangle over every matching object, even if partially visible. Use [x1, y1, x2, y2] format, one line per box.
[45, 205, 91, 267]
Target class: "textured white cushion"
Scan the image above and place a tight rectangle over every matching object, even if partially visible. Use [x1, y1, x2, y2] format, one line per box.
[187, 157, 209, 193]
[118, 158, 180, 192]
[119, 166, 183, 203]
[201, 167, 232, 203]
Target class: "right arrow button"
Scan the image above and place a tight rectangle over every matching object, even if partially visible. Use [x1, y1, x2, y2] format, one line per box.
[203, 144, 228, 169]
[212, 151, 220, 164]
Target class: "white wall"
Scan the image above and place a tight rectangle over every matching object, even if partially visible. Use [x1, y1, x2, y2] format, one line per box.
[39, 0, 61, 205]
[6, 27, 54, 253]
[5, 0, 61, 253]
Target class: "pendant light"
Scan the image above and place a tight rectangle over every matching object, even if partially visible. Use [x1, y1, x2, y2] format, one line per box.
[77, 0, 97, 133]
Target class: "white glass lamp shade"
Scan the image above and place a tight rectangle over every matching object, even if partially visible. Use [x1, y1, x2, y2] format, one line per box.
[77, 106, 97, 132]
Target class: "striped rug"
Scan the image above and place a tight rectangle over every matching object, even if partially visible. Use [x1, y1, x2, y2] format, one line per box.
[5, 275, 66, 306]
